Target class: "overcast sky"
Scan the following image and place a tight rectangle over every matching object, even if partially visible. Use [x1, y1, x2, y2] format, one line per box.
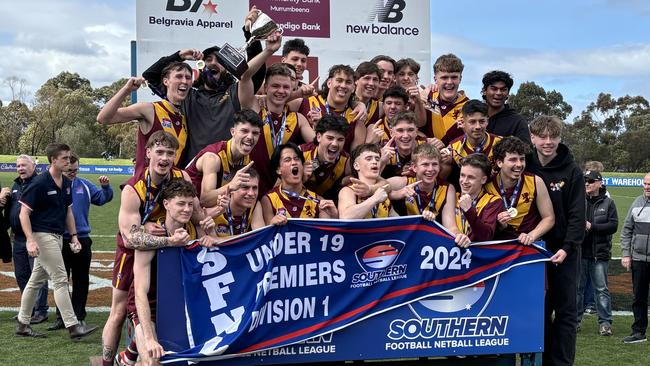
[1, 0, 649, 119]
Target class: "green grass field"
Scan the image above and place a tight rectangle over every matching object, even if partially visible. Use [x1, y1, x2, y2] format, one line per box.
[0, 170, 646, 365]
[0, 312, 648, 365]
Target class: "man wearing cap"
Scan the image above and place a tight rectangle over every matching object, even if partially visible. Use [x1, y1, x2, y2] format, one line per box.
[621, 172, 650, 344]
[577, 170, 617, 337]
[142, 7, 267, 166]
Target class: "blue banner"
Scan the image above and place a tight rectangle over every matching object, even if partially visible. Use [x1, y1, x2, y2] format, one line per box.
[159, 217, 551, 364]
[0, 163, 133, 175]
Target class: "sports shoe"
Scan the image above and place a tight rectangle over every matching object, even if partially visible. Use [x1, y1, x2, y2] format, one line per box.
[599, 324, 612, 336]
[584, 307, 597, 315]
[623, 333, 647, 344]
[114, 350, 136, 366]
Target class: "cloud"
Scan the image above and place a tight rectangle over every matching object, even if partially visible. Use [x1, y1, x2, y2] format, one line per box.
[0, 1, 135, 103]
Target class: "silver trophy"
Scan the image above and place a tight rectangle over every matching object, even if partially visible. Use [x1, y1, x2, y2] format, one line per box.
[216, 10, 283, 78]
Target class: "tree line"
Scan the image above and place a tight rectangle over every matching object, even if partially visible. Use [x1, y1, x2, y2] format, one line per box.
[1, 72, 649, 171]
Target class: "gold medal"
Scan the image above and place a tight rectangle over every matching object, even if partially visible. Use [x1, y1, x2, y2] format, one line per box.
[196, 60, 205, 70]
[507, 207, 518, 218]
[139, 80, 149, 89]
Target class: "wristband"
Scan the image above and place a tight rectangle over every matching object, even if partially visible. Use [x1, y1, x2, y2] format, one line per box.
[71, 233, 78, 237]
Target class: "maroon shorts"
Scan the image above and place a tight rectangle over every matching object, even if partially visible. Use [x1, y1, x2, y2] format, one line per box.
[112, 237, 134, 291]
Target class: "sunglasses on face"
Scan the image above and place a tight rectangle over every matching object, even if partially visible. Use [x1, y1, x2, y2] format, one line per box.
[585, 179, 598, 184]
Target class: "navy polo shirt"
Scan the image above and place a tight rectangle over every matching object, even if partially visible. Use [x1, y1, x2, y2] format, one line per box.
[19, 171, 73, 235]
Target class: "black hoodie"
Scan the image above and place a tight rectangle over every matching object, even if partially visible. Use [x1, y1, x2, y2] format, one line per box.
[582, 187, 618, 259]
[526, 143, 586, 254]
[487, 105, 531, 144]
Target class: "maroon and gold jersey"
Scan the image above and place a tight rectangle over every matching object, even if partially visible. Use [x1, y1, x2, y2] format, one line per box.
[448, 133, 502, 165]
[381, 138, 426, 179]
[116, 167, 184, 250]
[485, 172, 540, 239]
[300, 141, 349, 199]
[420, 91, 468, 145]
[265, 186, 320, 219]
[454, 190, 503, 242]
[364, 98, 381, 127]
[185, 140, 251, 196]
[134, 100, 187, 175]
[250, 107, 301, 196]
[403, 177, 450, 216]
[299, 95, 368, 153]
[213, 205, 256, 238]
[355, 193, 391, 219]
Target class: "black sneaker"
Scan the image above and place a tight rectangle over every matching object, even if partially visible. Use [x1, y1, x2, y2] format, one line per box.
[623, 333, 647, 344]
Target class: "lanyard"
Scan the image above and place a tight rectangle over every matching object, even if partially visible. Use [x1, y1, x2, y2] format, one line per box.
[415, 184, 438, 214]
[265, 108, 287, 149]
[282, 189, 321, 204]
[498, 174, 522, 210]
[142, 172, 167, 225]
[463, 135, 487, 154]
[225, 205, 248, 236]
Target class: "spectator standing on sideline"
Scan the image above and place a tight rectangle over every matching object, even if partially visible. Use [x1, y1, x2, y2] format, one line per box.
[14, 143, 98, 339]
[576, 170, 617, 336]
[620, 172, 650, 344]
[47, 153, 114, 330]
[5, 155, 49, 324]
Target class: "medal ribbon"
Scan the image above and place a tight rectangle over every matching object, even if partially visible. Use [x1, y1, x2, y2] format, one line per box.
[498, 174, 523, 210]
[265, 107, 288, 149]
[225, 205, 248, 236]
[282, 189, 321, 204]
[142, 170, 168, 225]
[415, 184, 438, 214]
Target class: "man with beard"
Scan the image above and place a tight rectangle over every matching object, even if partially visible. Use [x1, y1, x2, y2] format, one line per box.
[366, 86, 409, 146]
[301, 115, 351, 200]
[338, 144, 395, 219]
[299, 65, 368, 154]
[420, 54, 469, 149]
[142, 7, 267, 165]
[97, 62, 193, 175]
[184, 110, 263, 207]
[482, 70, 531, 144]
[388, 144, 456, 224]
[261, 143, 338, 221]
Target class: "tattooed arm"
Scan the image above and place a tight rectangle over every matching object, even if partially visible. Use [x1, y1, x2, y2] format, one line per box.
[119, 185, 171, 250]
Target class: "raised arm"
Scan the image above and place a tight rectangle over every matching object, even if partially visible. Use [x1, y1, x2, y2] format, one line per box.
[238, 31, 282, 110]
[96, 77, 154, 129]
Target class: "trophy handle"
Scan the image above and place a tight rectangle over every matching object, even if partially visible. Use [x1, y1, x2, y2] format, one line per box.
[242, 27, 283, 50]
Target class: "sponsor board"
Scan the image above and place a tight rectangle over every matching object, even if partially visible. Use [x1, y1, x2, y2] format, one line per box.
[135, 0, 430, 102]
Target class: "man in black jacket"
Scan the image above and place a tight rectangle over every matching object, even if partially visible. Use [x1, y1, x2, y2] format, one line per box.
[142, 7, 267, 166]
[482, 70, 531, 144]
[526, 115, 585, 366]
[576, 170, 617, 336]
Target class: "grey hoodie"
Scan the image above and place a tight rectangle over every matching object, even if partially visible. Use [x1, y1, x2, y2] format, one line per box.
[620, 195, 650, 261]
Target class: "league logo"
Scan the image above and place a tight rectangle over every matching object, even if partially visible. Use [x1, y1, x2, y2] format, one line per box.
[351, 240, 407, 288]
[161, 118, 173, 128]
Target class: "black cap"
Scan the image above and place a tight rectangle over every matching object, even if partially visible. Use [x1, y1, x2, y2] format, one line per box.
[584, 170, 602, 181]
[202, 46, 221, 58]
